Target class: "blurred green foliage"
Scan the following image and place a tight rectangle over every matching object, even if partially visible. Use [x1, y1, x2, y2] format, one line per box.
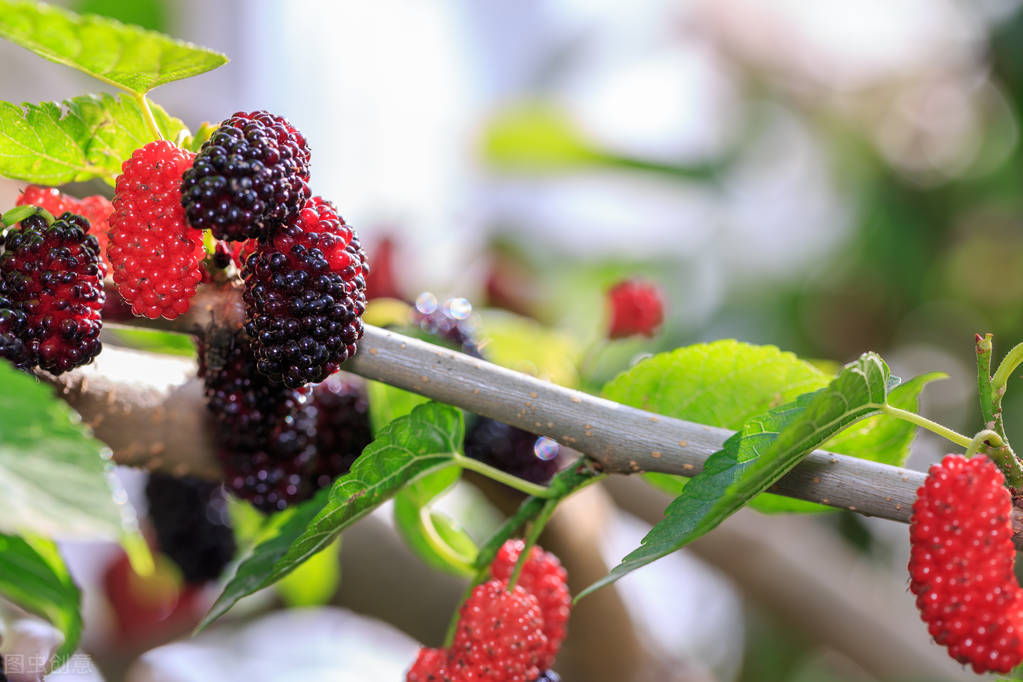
[470, 6, 1023, 677]
[477, 5, 1023, 448]
[103, 326, 196, 357]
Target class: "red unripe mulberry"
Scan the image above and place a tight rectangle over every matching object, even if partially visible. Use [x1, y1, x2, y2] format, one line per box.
[607, 279, 663, 339]
[491, 540, 571, 669]
[109, 141, 204, 320]
[909, 454, 1023, 674]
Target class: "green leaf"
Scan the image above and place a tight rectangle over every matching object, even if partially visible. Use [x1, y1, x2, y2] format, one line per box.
[0, 0, 227, 94]
[477, 310, 581, 387]
[73, 0, 167, 33]
[482, 101, 725, 181]
[393, 466, 476, 575]
[201, 402, 463, 629]
[0, 93, 188, 186]
[0, 533, 81, 665]
[200, 488, 330, 634]
[482, 103, 602, 171]
[0, 363, 141, 541]
[578, 353, 891, 601]
[602, 340, 832, 430]
[103, 325, 196, 357]
[276, 538, 341, 608]
[367, 380, 430, 438]
[751, 372, 946, 513]
[179, 120, 217, 153]
[603, 340, 831, 503]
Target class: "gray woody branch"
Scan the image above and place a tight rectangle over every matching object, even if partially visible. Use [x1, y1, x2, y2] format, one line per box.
[348, 326, 997, 534]
[55, 296, 1023, 548]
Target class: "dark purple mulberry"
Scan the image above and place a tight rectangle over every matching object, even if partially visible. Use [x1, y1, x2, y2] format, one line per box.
[0, 212, 104, 374]
[145, 473, 236, 584]
[181, 111, 311, 241]
[464, 417, 561, 485]
[199, 330, 319, 512]
[411, 293, 562, 485]
[242, 196, 368, 388]
[0, 293, 31, 369]
[412, 292, 481, 358]
[312, 374, 373, 488]
[199, 330, 375, 512]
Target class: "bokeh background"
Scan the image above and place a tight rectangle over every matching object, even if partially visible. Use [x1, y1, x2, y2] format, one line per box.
[4, 0, 1023, 680]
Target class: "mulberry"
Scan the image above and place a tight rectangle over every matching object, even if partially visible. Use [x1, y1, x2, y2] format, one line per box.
[242, 196, 367, 388]
[448, 579, 547, 682]
[0, 213, 104, 373]
[16, 186, 113, 271]
[181, 111, 311, 241]
[108, 141, 204, 319]
[909, 454, 1023, 673]
[145, 473, 236, 584]
[607, 279, 663, 339]
[199, 330, 319, 512]
[491, 540, 570, 669]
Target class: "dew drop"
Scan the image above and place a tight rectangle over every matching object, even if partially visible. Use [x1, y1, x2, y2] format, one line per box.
[445, 297, 472, 320]
[534, 436, 560, 461]
[415, 291, 438, 315]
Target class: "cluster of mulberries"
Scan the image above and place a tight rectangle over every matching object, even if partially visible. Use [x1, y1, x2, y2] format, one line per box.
[14, 110, 365, 362]
[199, 329, 371, 512]
[14, 112, 367, 383]
[0, 212, 105, 373]
[4, 111, 370, 511]
[179, 112, 368, 390]
[145, 473, 236, 584]
[406, 540, 570, 681]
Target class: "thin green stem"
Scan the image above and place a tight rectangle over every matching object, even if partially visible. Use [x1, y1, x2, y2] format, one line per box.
[881, 405, 972, 449]
[964, 429, 1023, 488]
[992, 341, 1023, 395]
[418, 506, 475, 577]
[444, 581, 475, 648]
[507, 497, 558, 592]
[966, 430, 1004, 459]
[443, 462, 603, 647]
[976, 333, 997, 427]
[2, 206, 54, 228]
[136, 93, 164, 142]
[453, 453, 555, 498]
